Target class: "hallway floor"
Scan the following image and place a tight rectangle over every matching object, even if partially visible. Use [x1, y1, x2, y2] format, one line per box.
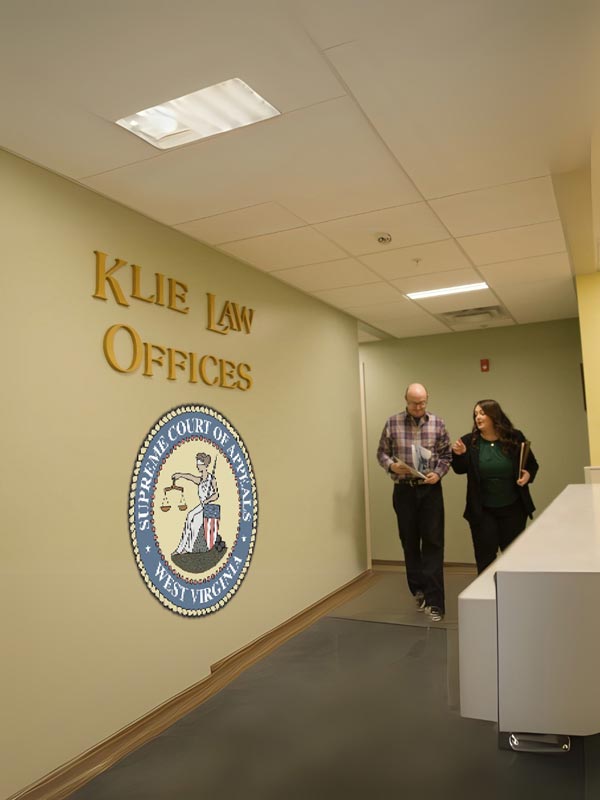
[70, 572, 593, 800]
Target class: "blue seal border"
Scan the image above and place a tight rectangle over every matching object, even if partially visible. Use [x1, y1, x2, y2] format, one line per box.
[129, 404, 258, 616]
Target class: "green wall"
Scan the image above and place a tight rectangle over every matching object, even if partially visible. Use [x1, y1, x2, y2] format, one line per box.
[1, 148, 367, 798]
[361, 319, 589, 562]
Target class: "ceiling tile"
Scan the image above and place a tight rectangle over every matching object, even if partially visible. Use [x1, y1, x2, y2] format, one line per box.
[294, 1, 379, 51]
[1, 0, 593, 342]
[272, 99, 422, 222]
[0, 1, 347, 179]
[82, 97, 421, 226]
[492, 277, 577, 323]
[217, 227, 346, 271]
[358, 329, 385, 343]
[389, 268, 484, 295]
[270, 258, 378, 292]
[313, 203, 448, 256]
[175, 203, 307, 245]
[429, 177, 559, 238]
[480, 253, 572, 287]
[360, 238, 472, 280]
[326, 10, 590, 198]
[458, 220, 567, 265]
[345, 299, 429, 322]
[313, 282, 404, 309]
[344, 298, 448, 335]
[374, 317, 451, 338]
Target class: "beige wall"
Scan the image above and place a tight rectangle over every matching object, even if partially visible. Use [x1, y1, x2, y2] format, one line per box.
[0, 150, 367, 798]
[577, 273, 600, 463]
[361, 319, 589, 563]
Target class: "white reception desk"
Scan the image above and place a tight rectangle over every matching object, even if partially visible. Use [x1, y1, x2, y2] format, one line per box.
[459, 483, 600, 736]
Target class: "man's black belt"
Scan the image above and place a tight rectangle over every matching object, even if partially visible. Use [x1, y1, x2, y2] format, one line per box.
[396, 478, 425, 487]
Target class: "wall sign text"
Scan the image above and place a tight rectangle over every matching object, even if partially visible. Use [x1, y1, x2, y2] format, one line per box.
[92, 251, 255, 390]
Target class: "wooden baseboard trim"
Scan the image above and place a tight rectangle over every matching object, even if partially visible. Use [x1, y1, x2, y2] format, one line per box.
[9, 569, 378, 800]
[372, 559, 476, 572]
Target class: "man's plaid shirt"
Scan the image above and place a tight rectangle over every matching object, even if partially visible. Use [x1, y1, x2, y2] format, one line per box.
[377, 410, 451, 482]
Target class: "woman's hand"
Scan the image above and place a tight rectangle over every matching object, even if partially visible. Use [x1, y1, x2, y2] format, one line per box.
[452, 439, 466, 455]
[517, 470, 530, 487]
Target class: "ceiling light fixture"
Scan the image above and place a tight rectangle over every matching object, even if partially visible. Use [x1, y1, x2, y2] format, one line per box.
[116, 78, 280, 149]
[406, 282, 488, 300]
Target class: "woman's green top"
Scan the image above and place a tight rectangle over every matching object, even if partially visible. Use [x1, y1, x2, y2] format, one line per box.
[479, 438, 518, 508]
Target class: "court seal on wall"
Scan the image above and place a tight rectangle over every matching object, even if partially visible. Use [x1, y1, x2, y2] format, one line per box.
[129, 404, 258, 615]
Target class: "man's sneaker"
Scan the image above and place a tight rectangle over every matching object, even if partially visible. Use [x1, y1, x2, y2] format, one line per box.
[425, 606, 444, 622]
[415, 590, 426, 611]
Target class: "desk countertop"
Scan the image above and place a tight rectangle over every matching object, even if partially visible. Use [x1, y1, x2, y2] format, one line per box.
[460, 484, 600, 602]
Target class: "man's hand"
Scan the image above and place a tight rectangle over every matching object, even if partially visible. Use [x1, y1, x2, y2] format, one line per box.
[390, 462, 412, 476]
[423, 472, 440, 485]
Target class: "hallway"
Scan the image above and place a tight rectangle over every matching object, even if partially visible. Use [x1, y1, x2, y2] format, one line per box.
[69, 574, 590, 800]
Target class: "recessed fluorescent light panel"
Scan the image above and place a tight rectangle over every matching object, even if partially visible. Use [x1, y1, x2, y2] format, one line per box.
[406, 282, 488, 300]
[116, 78, 280, 149]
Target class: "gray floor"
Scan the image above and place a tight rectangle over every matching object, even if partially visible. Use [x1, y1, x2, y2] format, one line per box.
[329, 567, 475, 628]
[70, 577, 593, 800]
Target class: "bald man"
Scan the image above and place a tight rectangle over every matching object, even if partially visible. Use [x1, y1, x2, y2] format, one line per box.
[377, 383, 451, 621]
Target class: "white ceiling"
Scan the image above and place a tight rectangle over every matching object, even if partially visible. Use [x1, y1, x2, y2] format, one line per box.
[2, 0, 598, 340]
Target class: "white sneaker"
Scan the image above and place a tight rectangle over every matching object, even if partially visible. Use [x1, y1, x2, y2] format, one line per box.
[425, 606, 444, 622]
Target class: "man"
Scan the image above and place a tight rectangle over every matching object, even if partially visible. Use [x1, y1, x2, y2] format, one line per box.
[376, 383, 451, 621]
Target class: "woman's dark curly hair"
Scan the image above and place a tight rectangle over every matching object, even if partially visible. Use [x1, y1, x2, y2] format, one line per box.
[471, 399, 519, 454]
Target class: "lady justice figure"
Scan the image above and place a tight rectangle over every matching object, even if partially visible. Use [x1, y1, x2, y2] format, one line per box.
[171, 452, 220, 555]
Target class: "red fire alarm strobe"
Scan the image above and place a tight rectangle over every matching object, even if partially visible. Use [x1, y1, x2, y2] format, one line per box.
[480, 359, 490, 372]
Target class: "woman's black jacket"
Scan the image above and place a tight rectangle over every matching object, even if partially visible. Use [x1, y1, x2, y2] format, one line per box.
[451, 430, 539, 524]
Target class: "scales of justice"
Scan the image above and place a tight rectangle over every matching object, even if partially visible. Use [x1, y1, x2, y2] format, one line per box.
[159, 455, 227, 574]
[160, 482, 188, 513]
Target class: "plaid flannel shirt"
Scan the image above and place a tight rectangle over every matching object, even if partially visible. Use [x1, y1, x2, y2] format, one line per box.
[377, 410, 451, 482]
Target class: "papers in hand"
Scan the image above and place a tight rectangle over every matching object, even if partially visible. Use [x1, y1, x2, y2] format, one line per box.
[392, 456, 427, 480]
[412, 444, 431, 476]
[518, 440, 531, 475]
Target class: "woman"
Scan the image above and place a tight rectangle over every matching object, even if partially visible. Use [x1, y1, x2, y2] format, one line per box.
[171, 452, 219, 555]
[451, 399, 538, 574]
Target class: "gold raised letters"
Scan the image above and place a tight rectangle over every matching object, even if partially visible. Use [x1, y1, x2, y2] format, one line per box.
[95, 251, 253, 390]
[168, 280, 189, 314]
[199, 355, 219, 386]
[94, 252, 129, 306]
[167, 349, 189, 381]
[207, 292, 254, 335]
[103, 324, 143, 373]
[93, 251, 189, 314]
[132, 264, 164, 305]
[143, 342, 167, 377]
[219, 359, 238, 389]
[101, 324, 252, 390]
[236, 362, 253, 392]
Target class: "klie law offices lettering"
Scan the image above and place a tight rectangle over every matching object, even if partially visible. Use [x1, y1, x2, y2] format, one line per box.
[93, 250, 255, 391]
